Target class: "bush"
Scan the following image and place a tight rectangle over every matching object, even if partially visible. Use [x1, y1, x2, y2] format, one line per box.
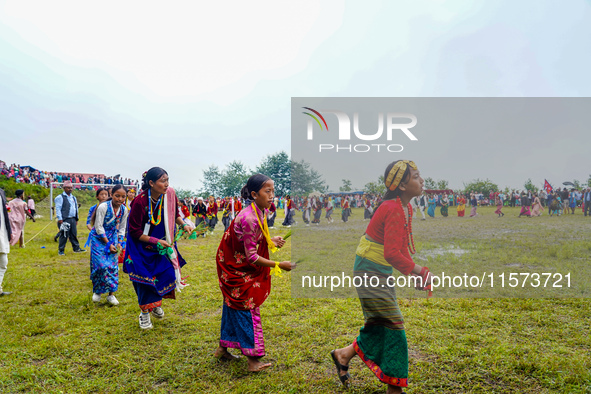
[0, 176, 49, 202]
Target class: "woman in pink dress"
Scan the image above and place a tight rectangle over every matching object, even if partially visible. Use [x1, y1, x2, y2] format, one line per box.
[8, 190, 35, 247]
[494, 195, 504, 217]
[530, 193, 542, 217]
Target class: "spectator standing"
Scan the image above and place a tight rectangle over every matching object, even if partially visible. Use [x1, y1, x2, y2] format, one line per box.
[27, 196, 36, 218]
[55, 181, 85, 256]
[583, 188, 591, 217]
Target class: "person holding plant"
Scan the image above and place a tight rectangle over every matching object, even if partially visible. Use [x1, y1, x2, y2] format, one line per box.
[123, 167, 194, 329]
[215, 174, 294, 371]
[206, 195, 218, 233]
[330, 160, 432, 394]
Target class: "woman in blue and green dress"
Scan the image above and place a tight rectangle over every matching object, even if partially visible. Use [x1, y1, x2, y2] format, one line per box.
[330, 160, 432, 394]
[440, 194, 449, 217]
[427, 194, 436, 218]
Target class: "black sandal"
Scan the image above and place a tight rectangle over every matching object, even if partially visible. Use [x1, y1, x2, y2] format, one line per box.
[330, 350, 350, 386]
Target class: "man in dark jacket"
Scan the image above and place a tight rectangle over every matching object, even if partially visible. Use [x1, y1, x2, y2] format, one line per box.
[0, 188, 12, 296]
[561, 188, 570, 214]
[54, 181, 85, 256]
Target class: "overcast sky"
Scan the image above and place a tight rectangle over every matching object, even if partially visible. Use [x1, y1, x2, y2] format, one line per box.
[1, 1, 591, 192]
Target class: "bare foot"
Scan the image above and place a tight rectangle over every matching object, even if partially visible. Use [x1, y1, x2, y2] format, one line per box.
[247, 357, 272, 372]
[214, 346, 240, 361]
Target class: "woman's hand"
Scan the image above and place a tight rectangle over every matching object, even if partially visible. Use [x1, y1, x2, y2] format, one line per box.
[279, 261, 295, 271]
[87, 224, 92, 231]
[182, 223, 195, 234]
[158, 239, 172, 249]
[109, 244, 118, 253]
[411, 264, 432, 289]
[271, 236, 286, 248]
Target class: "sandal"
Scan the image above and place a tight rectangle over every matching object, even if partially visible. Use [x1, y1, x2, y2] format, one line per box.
[330, 350, 350, 386]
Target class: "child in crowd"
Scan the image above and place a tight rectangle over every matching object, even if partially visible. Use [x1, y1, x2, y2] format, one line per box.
[87, 188, 109, 231]
[89, 185, 128, 305]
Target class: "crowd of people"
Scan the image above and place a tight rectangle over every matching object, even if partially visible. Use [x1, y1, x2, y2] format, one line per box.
[412, 187, 591, 219]
[0, 160, 139, 188]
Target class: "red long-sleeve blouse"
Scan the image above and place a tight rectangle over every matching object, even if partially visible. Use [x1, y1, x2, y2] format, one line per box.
[365, 199, 415, 275]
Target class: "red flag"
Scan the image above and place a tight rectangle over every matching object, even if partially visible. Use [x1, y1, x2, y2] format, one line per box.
[544, 179, 553, 193]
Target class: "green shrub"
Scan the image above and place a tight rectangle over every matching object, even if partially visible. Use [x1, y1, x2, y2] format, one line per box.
[0, 175, 49, 202]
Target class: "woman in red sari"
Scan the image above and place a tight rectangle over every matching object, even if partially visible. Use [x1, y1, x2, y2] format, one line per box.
[456, 194, 466, 217]
[215, 174, 294, 371]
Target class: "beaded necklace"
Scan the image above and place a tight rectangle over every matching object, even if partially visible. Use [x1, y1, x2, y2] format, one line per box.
[148, 189, 163, 226]
[111, 201, 125, 226]
[397, 196, 416, 254]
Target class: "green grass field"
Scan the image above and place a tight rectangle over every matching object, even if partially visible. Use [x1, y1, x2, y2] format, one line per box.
[0, 200, 589, 393]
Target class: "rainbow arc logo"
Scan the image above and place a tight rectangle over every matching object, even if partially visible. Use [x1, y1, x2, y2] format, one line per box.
[302, 107, 329, 132]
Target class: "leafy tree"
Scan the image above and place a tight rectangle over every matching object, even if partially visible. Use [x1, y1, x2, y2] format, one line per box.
[462, 178, 499, 195]
[587, 174, 591, 187]
[364, 175, 386, 196]
[339, 179, 352, 192]
[175, 189, 195, 200]
[436, 179, 449, 190]
[523, 178, 537, 193]
[0, 175, 49, 202]
[423, 177, 436, 190]
[573, 180, 582, 190]
[200, 165, 222, 197]
[219, 161, 251, 197]
[256, 151, 291, 196]
[291, 160, 327, 195]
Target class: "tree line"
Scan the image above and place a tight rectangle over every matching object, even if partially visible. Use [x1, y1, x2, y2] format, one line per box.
[176, 152, 327, 199]
[176, 152, 591, 199]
